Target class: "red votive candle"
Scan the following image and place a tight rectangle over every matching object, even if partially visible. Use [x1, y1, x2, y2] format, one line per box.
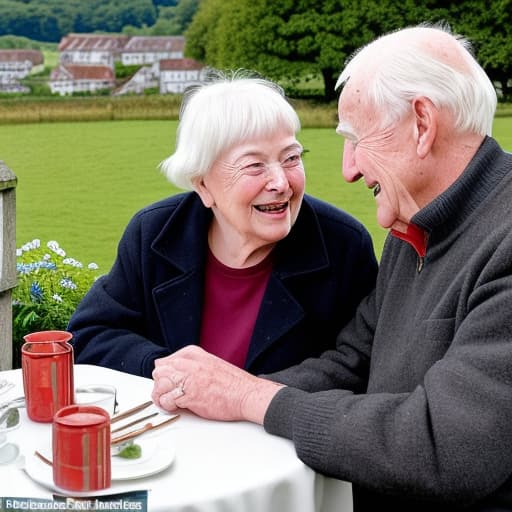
[53, 404, 111, 492]
[22, 330, 74, 423]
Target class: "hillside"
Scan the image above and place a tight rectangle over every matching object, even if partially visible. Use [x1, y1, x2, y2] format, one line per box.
[0, 0, 198, 42]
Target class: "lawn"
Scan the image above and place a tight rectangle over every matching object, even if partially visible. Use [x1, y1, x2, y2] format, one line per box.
[1, 117, 511, 272]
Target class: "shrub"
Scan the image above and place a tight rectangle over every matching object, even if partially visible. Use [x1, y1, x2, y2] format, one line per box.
[12, 239, 102, 367]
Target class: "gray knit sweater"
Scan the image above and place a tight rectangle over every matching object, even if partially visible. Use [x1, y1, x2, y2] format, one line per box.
[264, 137, 512, 511]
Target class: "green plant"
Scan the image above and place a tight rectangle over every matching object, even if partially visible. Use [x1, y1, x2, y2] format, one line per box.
[12, 239, 102, 366]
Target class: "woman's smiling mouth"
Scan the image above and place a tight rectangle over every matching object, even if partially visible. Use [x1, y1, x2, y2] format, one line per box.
[254, 202, 289, 213]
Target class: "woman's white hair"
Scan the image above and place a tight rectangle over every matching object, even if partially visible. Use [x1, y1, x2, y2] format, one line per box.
[336, 23, 497, 136]
[160, 69, 301, 190]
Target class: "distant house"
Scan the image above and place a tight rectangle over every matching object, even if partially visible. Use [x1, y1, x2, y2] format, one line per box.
[0, 49, 44, 92]
[49, 64, 115, 95]
[159, 58, 206, 94]
[114, 64, 159, 95]
[58, 34, 129, 67]
[121, 36, 184, 66]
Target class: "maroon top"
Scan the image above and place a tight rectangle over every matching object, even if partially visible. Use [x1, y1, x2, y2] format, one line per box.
[199, 248, 273, 367]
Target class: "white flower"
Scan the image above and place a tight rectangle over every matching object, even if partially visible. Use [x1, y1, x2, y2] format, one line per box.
[16, 249, 22, 257]
[43, 253, 51, 260]
[88, 263, 99, 270]
[60, 278, 77, 290]
[63, 257, 83, 268]
[47, 240, 59, 251]
[31, 239, 41, 249]
[52, 294, 63, 302]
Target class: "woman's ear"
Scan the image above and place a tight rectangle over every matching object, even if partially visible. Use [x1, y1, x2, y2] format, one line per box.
[192, 176, 215, 208]
[412, 96, 437, 159]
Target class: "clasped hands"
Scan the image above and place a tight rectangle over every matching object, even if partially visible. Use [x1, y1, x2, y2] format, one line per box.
[151, 345, 284, 425]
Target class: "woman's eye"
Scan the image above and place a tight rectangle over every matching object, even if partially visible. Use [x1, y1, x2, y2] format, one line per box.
[242, 162, 266, 174]
[282, 153, 302, 167]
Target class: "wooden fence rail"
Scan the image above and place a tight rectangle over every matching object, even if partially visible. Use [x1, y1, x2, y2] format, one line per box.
[0, 161, 17, 370]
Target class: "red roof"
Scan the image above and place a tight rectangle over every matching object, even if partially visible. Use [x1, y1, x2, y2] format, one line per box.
[59, 34, 129, 52]
[159, 58, 204, 71]
[0, 50, 44, 65]
[122, 36, 185, 53]
[51, 64, 115, 81]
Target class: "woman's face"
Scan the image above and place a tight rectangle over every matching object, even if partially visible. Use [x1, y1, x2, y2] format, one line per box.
[194, 129, 305, 266]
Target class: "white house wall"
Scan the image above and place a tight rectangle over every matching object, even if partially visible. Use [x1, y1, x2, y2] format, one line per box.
[121, 50, 183, 66]
[159, 69, 204, 94]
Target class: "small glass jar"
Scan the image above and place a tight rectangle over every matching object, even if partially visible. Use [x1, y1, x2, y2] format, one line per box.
[53, 404, 111, 492]
[21, 330, 74, 422]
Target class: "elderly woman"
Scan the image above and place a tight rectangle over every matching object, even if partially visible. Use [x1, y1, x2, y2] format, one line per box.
[68, 71, 377, 378]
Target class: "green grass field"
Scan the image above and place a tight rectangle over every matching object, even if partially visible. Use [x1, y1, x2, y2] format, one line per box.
[1, 117, 511, 272]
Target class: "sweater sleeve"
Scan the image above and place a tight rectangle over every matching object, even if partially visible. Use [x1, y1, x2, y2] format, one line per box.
[263, 249, 512, 506]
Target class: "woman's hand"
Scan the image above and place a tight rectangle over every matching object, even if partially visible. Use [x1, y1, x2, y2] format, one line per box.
[151, 345, 284, 424]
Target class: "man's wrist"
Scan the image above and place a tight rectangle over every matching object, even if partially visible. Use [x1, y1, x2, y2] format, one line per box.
[240, 377, 285, 424]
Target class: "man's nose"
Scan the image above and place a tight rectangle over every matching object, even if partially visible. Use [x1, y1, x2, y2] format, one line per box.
[342, 142, 361, 183]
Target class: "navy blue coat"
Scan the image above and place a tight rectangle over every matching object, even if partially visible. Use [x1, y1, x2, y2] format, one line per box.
[69, 192, 377, 377]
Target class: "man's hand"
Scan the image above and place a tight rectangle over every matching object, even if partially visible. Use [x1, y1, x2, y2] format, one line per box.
[151, 345, 284, 424]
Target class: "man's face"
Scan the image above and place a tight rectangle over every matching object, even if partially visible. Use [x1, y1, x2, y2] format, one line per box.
[336, 81, 422, 232]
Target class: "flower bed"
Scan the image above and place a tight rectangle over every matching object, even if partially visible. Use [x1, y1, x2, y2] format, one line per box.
[12, 239, 101, 367]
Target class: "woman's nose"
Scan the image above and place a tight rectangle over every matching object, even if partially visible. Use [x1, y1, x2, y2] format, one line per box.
[266, 165, 290, 192]
[342, 142, 360, 183]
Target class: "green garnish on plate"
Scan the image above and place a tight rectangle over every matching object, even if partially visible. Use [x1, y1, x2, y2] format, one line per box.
[117, 443, 142, 459]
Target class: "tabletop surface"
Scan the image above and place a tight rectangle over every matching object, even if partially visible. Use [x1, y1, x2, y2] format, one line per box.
[0, 364, 352, 512]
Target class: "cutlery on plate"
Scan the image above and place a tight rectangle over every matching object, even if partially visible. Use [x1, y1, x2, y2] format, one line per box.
[34, 414, 180, 464]
[110, 400, 153, 424]
[0, 396, 25, 412]
[111, 415, 180, 445]
[0, 380, 14, 396]
[111, 411, 159, 434]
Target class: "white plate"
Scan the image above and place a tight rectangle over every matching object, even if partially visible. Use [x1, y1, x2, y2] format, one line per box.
[24, 437, 175, 497]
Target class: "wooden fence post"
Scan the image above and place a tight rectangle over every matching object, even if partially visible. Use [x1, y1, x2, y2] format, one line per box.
[0, 161, 17, 370]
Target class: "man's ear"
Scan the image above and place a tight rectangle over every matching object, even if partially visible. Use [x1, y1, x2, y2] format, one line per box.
[192, 176, 214, 208]
[412, 96, 437, 159]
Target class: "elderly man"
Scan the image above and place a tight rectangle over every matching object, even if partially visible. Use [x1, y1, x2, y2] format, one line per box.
[152, 24, 512, 511]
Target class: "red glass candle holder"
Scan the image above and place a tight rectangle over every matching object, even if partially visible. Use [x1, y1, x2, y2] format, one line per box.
[53, 404, 111, 492]
[22, 330, 74, 423]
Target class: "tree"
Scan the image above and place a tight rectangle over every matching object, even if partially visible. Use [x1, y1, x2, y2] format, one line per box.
[448, 0, 512, 101]
[186, 0, 512, 101]
[185, 0, 440, 100]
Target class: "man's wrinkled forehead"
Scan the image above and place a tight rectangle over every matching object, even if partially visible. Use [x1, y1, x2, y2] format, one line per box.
[337, 77, 365, 137]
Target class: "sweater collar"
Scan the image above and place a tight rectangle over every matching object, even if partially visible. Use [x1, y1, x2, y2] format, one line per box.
[412, 137, 510, 234]
[391, 137, 510, 256]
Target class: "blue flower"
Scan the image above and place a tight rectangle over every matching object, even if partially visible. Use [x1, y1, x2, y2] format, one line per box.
[29, 282, 44, 303]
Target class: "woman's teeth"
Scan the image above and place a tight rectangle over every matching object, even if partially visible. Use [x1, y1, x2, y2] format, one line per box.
[255, 202, 287, 212]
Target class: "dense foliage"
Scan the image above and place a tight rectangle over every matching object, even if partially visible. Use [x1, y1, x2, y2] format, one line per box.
[185, 0, 512, 101]
[0, 0, 198, 42]
[12, 239, 102, 365]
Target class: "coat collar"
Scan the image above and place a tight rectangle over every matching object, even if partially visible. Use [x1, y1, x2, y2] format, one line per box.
[151, 192, 330, 278]
[149, 192, 332, 371]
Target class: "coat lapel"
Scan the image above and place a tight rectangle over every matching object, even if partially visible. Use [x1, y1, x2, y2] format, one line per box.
[245, 197, 330, 369]
[147, 193, 330, 368]
[150, 194, 210, 351]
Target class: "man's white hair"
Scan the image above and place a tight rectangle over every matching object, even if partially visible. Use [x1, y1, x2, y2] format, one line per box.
[336, 23, 497, 136]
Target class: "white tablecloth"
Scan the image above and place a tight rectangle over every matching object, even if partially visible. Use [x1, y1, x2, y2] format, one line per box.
[0, 364, 352, 512]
